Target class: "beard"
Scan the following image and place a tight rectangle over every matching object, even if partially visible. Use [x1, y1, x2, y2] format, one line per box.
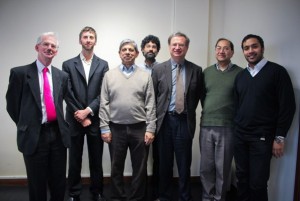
[82, 44, 94, 51]
[143, 52, 157, 60]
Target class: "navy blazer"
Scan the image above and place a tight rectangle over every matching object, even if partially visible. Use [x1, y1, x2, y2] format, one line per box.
[62, 54, 109, 136]
[6, 62, 72, 155]
[152, 59, 204, 138]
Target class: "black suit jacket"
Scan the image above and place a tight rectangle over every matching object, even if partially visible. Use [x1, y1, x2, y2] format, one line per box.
[62, 54, 109, 136]
[6, 62, 72, 155]
[152, 59, 204, 138]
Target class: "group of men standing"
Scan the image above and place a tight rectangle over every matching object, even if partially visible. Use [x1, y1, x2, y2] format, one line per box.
[6, 26, 295, 201]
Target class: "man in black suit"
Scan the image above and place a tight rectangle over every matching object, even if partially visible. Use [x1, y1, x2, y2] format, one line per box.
[62, 26, 109, 201]
[152, 32, 204, 201]
[6, 32, 76, 201]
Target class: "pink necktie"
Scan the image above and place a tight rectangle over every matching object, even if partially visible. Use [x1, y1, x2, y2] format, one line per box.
[43, 67, 57, 122]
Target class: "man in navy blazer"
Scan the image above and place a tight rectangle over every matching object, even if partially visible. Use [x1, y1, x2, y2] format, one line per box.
[6, 32, 77, 201]
[152, 32, 204, 201]
[62, 26, 109, 201]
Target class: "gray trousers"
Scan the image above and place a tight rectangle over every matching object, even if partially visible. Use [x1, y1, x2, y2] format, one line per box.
[199, 126, 234, 201]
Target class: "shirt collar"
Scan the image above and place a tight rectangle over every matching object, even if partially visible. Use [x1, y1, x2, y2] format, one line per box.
[216, 62, 233, 71]
[246, 58, 268, 73]
[144, 61, 158, 69]
[171, 59, 184, 67]
[80, 53, 93, 65]
[36, 60, 52, 74]
[120, 64, 136, 73]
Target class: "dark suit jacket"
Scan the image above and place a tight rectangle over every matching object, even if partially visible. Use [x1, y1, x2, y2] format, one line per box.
[62, 54, 109, 136]
[6, 62, 72, 155]
[152, 59, 204, 138]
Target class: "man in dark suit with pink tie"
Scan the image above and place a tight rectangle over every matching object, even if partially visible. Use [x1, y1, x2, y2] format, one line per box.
[6, 32, 77, 201]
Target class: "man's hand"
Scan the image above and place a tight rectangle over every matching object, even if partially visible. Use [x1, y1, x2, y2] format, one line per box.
[74, 108, 91, 122]
[272, 141, 284, 158]
[81, 118, 91, 127]
[144, 132, 155, 146]
[102, 132, 112, 143]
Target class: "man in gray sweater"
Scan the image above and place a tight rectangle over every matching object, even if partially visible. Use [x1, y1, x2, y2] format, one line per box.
[99, 39, 156, 201]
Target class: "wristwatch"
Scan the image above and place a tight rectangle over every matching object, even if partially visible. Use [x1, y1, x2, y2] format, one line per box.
[274, 136, 285, 144]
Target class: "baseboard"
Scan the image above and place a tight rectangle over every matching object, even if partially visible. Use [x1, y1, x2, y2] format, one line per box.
[0, 176, 201, 186]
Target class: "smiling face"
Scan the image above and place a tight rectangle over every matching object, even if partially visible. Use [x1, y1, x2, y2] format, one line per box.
[80, 31, 96, 51]
[242, 37, 264, 68]
[169, 36, 189, 63]
[215, 39, 234, 65]
[35, 34, 58, 65]
[119, 43, 139, 67]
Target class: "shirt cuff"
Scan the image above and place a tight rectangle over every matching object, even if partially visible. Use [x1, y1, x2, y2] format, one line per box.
[87, 107, 93, 116]
[101, 128, 110, 134]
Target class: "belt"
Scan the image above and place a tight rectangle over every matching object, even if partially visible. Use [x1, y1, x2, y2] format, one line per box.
[167, 110, 187, 116]
[41, 121, 58, 128]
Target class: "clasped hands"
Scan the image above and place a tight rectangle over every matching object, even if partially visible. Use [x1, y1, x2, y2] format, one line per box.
[74, 108, 91, 127]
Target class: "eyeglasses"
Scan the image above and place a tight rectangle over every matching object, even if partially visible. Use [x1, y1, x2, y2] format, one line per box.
[40, 42, 58, 50]
[215, 46, 232, 52]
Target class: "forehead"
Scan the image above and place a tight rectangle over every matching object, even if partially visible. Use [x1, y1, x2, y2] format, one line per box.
[170, 36, 186, 43]
[145, 41, 157, 46]
[243, 38, 260, 46]
[41, 35, 57, 44]
[121, 43, 136, 50]
[81, 31, 95, 37]
[217, 40, 230, 46]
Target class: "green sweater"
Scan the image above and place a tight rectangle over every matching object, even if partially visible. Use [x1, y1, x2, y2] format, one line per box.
[201, 64, 243, 126]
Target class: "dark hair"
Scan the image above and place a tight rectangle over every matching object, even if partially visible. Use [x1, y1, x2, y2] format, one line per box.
[215, 38, 234, 51]
[79, 26, 97, 42]
[141, 35, 161, 52]
[168, 32, 190, 47]
[241, 34, 264, 49]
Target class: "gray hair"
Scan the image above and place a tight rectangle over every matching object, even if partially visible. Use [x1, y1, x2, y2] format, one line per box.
[36, 32, 59, 48]
[119, 39, 139, 53]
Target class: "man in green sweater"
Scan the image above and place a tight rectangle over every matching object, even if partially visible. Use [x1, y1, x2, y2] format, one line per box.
[200, 38, 242, 201]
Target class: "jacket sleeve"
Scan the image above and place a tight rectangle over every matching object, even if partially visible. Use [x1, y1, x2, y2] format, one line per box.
[6, 69, 22, 124]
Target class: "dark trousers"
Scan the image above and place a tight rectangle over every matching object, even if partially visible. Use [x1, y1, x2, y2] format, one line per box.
[23, 123, 66, 201]
[234, 133, 273, 201]
[109, 122, 149, 201]
[158, 113, 193, 201]
[68, 129, 104, 197]
[151, 136, 159, 200]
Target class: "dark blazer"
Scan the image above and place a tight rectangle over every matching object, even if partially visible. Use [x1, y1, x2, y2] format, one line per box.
[6, 62, 72, 155]
[62, 54, 109, 136]
[152, 59, 204, 138]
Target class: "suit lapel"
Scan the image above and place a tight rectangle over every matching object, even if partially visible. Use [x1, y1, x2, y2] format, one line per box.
[74, 55, 86, 80]
[184, 60, 192, 91]
[165, 60, 173, 92]
[88, 56, 100, 82]
[51, 67, 61, 105]
[27, 63, 42, 111]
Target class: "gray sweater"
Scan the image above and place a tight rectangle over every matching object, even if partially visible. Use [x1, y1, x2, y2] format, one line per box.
[99, 65, 156, 133]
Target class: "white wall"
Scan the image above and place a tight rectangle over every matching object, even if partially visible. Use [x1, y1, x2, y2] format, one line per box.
[0, 0, 299, 200]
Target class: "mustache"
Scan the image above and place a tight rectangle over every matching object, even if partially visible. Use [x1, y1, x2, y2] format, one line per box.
[143, 52, 157, 59]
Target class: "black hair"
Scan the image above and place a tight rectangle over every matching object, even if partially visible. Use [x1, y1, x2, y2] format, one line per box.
[141, 35, 161, 52]
[241, 34, 264, 49]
